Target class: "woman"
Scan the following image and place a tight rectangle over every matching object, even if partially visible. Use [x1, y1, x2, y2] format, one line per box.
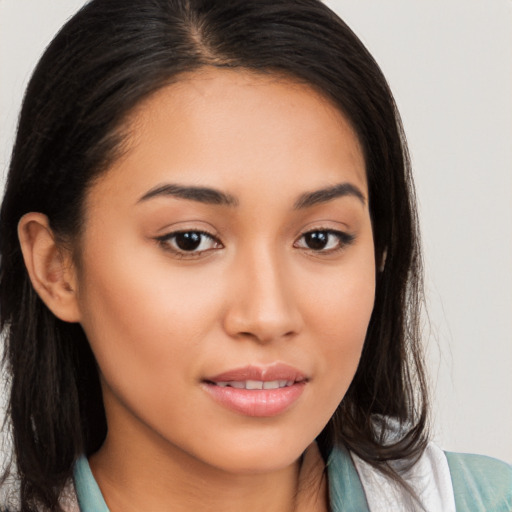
[0, 1, 510, 511]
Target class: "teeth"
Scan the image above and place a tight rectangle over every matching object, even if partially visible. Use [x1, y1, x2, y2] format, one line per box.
[214, 380, 294, 389]
[246, 380, 263, 390]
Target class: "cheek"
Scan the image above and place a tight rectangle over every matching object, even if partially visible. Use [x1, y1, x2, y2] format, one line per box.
[75, 237, 225, 396]
[301, 248, 375, 397]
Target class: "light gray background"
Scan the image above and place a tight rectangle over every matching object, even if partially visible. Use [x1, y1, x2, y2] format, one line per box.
[1, 1, 511, 463]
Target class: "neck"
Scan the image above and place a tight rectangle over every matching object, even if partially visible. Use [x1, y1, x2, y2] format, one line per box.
[89, 432, 302, 512]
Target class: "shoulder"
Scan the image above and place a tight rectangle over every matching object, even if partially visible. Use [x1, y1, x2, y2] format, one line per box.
[445, 451, 512, 512]
[328, 441, 512, 512]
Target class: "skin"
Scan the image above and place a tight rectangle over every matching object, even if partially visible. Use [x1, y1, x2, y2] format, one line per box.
[19, 68, 375, 511]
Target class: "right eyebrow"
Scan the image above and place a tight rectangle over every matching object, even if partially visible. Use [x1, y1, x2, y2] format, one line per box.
[137, 183, 239, 207]
[293, 182, 366, 209]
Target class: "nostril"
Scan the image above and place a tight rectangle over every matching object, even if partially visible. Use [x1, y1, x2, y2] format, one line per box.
[238, 331, 257, 339]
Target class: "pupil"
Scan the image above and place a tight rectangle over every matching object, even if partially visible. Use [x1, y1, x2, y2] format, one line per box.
[176, 232, 201, 251]
[306, 231, 328, 250]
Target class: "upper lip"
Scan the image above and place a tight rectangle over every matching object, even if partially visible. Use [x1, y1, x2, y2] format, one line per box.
[205, 363, 307, 383]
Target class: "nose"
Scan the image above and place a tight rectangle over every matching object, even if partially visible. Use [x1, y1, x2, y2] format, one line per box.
[222, 247, 303, 344]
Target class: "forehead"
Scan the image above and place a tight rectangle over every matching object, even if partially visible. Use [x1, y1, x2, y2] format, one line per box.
[89, 67, 367, 208]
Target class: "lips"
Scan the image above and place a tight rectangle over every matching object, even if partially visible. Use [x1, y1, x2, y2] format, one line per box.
[202, 364, 307, 417]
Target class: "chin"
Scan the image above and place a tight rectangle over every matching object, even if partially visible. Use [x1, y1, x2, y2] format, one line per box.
[190, 428, 317, 475]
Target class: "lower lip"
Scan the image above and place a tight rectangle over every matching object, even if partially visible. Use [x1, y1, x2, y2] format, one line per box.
[203, 382, 306, 417]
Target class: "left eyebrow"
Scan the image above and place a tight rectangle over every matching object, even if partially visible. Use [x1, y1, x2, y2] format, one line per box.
[293, 183, 366, 209]
[137, 183, 239, 206]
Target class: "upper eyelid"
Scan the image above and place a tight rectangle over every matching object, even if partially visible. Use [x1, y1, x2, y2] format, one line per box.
[157, 229, 216, 237]
[151, 217, 220, 235]
[297, 227, 354, 239]
[295, 229, 354, 243]
[156, 230, 220, 245]
[155, 227, 350, 238]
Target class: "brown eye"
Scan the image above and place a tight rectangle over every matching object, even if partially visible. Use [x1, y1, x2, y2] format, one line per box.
[174, 232, 203, 251]
[156, 230, 222, 254]
[304, 231, 330, 250]
[295, 229, 355, 252]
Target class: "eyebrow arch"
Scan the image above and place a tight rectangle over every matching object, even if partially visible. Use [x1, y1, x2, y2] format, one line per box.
[293, 183, 366, 209]
[138, 183, 239, 206]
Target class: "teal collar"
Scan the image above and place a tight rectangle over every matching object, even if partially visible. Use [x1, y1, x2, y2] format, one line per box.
[73, 455, 109, 512]
[74, 446, 369, 511]
[326, 445, 370, 512]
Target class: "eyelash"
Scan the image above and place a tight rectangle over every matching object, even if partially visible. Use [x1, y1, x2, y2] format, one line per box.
[294, 229, 355, 254]
[155, 230, 222, 259]
[155, 228, 355, 258]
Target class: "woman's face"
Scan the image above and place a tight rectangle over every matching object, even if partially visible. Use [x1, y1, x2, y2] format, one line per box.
[75, 68, 375, 473]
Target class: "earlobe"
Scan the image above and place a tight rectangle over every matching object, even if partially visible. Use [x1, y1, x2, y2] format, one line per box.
[18, 212, 81, 323]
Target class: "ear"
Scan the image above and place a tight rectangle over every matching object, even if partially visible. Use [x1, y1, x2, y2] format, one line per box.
[18, 212, 81, 323]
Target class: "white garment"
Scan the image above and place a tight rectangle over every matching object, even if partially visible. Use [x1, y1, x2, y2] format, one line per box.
[352, 442, 457, 512]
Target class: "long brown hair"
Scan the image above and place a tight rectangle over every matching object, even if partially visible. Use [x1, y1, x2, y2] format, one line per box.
[1, 0, 428, 510]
